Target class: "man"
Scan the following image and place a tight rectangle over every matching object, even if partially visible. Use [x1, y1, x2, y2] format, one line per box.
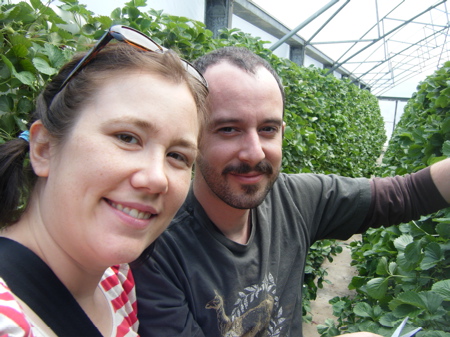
[133, 47, 450, 337]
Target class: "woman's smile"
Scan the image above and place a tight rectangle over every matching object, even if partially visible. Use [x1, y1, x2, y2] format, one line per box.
[106, 199, 154, 220]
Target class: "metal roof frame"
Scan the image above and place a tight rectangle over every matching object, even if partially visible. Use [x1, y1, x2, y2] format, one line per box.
[234, 0, 450, 96]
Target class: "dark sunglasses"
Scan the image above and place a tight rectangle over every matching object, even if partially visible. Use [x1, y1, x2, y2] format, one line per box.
[57, 25, 208, 93]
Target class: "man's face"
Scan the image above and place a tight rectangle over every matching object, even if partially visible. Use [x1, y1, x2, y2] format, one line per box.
[195, 62, 284, 209]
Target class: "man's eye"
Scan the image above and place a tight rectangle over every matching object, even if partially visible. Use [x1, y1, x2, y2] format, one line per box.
[219, 127, 237, 133]
[261, 127, 277, 132]
[117, 134, 138, 144]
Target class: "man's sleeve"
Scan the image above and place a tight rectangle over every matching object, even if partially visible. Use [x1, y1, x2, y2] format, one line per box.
[132, 242, 206, 337]
[360, 166, 449, 232]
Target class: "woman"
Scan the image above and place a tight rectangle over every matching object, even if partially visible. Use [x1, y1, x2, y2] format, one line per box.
[0, 25, 208, 336]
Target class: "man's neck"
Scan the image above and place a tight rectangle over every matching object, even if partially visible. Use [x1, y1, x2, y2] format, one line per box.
[193, 178, 251, 244]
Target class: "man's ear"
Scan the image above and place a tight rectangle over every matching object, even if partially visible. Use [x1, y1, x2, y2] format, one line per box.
[29, 120, 52, 178]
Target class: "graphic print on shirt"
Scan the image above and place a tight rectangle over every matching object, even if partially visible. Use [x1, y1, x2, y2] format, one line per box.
[205, 273, 286, 336]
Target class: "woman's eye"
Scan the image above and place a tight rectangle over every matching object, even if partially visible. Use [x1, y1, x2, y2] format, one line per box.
[167, 152, 190, 166]
[116, 133, 138, 144]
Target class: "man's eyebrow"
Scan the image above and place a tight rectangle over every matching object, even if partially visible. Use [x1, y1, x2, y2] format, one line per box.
[262, 118, 284, 126]
[210, 117, 241, 127]
[210, 117, 283, 127]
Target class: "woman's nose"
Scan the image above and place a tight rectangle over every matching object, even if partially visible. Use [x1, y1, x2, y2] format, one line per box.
[131, 156, 169, 194]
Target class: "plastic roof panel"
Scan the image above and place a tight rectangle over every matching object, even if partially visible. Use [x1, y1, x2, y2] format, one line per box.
[252, 0, 450, 96]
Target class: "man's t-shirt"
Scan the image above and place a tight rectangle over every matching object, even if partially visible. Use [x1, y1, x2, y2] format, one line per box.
[133, 170, 447, 337]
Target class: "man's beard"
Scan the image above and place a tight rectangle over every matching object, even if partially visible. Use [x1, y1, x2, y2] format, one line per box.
[197, 157, 280, 209]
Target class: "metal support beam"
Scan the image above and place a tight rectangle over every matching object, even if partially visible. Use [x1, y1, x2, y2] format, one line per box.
[205, 0, 233, 38]
[290, 46, 305, 66]
[377, 96, 410, 102]
[393, 100, 399, 134]
[269, 0, 339, 51]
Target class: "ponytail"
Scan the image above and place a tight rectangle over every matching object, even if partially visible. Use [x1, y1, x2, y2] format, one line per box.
[0, 137, 35, 227]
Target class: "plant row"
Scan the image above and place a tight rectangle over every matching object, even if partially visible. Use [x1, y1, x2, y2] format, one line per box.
[319, 62, 450, 336]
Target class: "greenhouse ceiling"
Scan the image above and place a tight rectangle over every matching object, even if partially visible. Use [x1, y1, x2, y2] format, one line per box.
[251, 0, 450, 96]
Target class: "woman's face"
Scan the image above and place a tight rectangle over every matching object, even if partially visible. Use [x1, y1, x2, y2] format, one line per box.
[37, 71, 199, 269]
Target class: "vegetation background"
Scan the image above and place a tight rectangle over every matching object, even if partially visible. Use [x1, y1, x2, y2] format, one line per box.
[1, 0, 448, 335]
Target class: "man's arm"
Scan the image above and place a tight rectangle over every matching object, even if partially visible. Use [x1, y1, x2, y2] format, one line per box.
[430, 158, 450, 203]
[360, 158, 450, 232]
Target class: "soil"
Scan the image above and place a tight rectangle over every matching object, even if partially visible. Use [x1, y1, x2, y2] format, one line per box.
[302, 235, 362, 336]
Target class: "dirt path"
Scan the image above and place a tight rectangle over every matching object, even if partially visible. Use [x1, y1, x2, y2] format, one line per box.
[303, 235, 361, 336]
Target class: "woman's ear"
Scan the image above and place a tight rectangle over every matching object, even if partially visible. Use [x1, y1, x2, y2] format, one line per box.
[29, 120, 52, 177]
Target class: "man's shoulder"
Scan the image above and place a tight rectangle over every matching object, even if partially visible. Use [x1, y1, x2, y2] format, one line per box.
[270, 172, 324, 194]
[269, 172, 369, 203]
[160, 193, 199, 239]
[275, 172, 368, 188]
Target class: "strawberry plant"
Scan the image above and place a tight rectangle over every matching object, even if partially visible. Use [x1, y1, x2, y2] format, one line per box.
[322, 62, 450, 336]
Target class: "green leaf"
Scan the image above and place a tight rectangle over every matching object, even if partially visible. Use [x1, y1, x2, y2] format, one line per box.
[44, 44, 67, 69]
[81, 23, 97, 36]
[0, 55, 16, 73]
[388, 262, 397, 275]
[376, 256, 389, 275]
[428, 156, 447, 166]
[13, 115, 27, 130]
[432, 279, 450, 300]
[125, 6, 141, 19]
[442, 117, 450, 134]
[110, 7, 122, 19]
[0, 96, 14, 113]
[349, 276, 366, 289]
[366, 277, 389, 299]
[420, 291, 444, 313]
[0, 63, 11, 80]
[394, 234, 413, 251]
[94, 15, 113, 28]
[378, 312, 399, 328]
[19, 58, 36, 73]
[17, 97, 33, 114]
[353, 302, 373, 318]
[13, 71, 35, 86]
[420, 242, 443, 270]
[436, 222, 450, 238]
[404, 241, 422, 265]
[9, 34, 32, 49]
[395, 291, 427, 309]
[443, 140, 450, 157]
[12, 44, 29, 58]
[32, 57, 57, 76]
[133, 0, 147, 7]
[418, 332, 450, 337]
[29, 0, 43, 10]
[435, 94, 449, 108]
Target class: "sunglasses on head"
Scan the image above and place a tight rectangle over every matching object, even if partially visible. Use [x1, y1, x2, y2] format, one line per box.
[57, 25, 208, 93]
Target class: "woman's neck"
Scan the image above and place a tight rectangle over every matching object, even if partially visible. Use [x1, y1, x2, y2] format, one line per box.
[1, 212, 112, 335]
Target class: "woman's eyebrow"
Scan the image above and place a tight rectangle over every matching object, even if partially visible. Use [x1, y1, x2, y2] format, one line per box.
[103, 117, 198, 149]
[102, 116, 156, 132]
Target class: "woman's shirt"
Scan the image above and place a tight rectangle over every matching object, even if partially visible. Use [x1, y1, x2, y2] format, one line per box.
[0, 264, 138, 337]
